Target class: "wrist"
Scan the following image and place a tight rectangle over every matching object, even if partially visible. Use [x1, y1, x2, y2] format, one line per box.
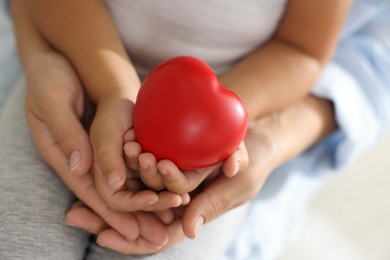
[246, 116, 283, 171]
[23, 50, 61, 75]
[92, 77, 140, 106]
[81, 59, 141, 105]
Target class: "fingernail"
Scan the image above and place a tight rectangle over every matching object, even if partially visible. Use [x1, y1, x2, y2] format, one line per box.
[145, 197, 159, 206]
[154, 241, 167, 250]
[107, 172, 122, 189]
[65, 218, 80, 228]
[194, 217, 204, 238]
[234, 160, 241, 175]
[70, 150, 81, 174]
[66, 222, 80, 228]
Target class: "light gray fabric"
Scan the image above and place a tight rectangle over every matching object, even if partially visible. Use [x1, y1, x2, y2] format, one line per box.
[0, 80, 90, 259]
[0, 80, 248, 260]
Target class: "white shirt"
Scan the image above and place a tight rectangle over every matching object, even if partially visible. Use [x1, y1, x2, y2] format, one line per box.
[105, 0, 287, 78]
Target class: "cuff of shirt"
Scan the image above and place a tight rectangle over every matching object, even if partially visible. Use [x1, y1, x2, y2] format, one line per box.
[310, 62, 381, 170]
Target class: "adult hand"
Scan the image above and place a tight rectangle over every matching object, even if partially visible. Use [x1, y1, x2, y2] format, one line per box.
[24, 51, 170, 249]
[181, 96, 337, 238]
[66, 96, 336, 252]
[25, 51, 92, 176]
[64, 116, 274, 252]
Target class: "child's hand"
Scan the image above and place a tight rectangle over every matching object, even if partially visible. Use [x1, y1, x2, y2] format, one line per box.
[91, 140, 187, 212]
[124, 130, 249, 195]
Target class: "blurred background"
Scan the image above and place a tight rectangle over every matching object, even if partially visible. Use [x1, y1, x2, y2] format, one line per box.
[278, 131, 390, 260]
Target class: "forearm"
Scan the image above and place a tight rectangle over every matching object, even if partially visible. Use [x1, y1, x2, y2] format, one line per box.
[220, 41, 322, 120]
[26, 0, 140, 103]
[10, 0, 51, 70]
[221, 0, 351, 120]
[269, 95, 337, 167]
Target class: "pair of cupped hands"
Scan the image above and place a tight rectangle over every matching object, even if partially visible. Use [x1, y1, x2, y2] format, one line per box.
[24, 50, 279, 254]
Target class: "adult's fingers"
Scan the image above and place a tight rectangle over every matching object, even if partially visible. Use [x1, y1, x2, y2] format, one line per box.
[45, 105, 92, 176]
[134, 212, 169, 248]
[97, 219, 184, 255]
[27, 97, 92, 176]
[181, 123, 278, 239]
[65, 201, 109, 234]
[182, 157, 270, 240]
[66, 204, 173, 253]
[27, 114, 142, 241]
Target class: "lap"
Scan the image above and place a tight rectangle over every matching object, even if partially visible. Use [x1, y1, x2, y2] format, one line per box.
[0, 81, 89, 259]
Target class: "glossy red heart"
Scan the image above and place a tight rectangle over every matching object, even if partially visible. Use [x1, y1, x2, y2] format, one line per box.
[134, 56, 248, 170]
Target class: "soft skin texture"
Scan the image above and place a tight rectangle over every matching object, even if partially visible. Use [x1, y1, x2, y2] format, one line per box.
[23, 0, 249, 210]
[24, 0, 350, 194]
[125, 0, 351, 196]
[12, 0, 348, 254]
[69, 95, 337, 252]
[10, 0, 180, 250]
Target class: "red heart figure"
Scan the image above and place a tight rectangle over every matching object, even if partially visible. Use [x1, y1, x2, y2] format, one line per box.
[134, 56, 248, 170]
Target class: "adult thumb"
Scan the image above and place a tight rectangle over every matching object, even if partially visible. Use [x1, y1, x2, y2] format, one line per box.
[182, 173, 256, 239]
[45, 103, 92, 176]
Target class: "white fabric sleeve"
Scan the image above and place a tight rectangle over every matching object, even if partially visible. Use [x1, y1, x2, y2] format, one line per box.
[310, 6, 390, 170]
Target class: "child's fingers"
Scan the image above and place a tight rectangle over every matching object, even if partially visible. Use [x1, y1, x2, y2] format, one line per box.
[181, 193, 191, 206]
[222, 141, 249, 177]
[65, 202, 109, 235]
[93, 160, 183, 212]
[123, 128, 136, 143]
[142, 191, 183, 211]
[157, 160, 219, 195]
[124, 176, 145, 192]
[124, 142, 142, 172]
[139, 153, 165, 191]
[92, 160, 158, 211]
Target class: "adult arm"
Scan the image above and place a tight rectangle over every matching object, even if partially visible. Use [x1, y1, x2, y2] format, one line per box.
[10, 0, 170, 249]
[25, 0, 141, 191]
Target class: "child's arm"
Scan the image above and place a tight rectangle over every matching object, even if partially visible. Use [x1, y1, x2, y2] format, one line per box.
[26, 0, 137, 188]
[25, 0, 187, 211]
[220, 0, 351, 119]
[135, 0, 351, 196]
[27, 0, 140, 103]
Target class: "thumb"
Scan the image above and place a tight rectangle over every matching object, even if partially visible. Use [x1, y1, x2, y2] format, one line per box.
[45, 103, 92, 176]
[182, 173, 256, 239]
[89, 99, 133, 190]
